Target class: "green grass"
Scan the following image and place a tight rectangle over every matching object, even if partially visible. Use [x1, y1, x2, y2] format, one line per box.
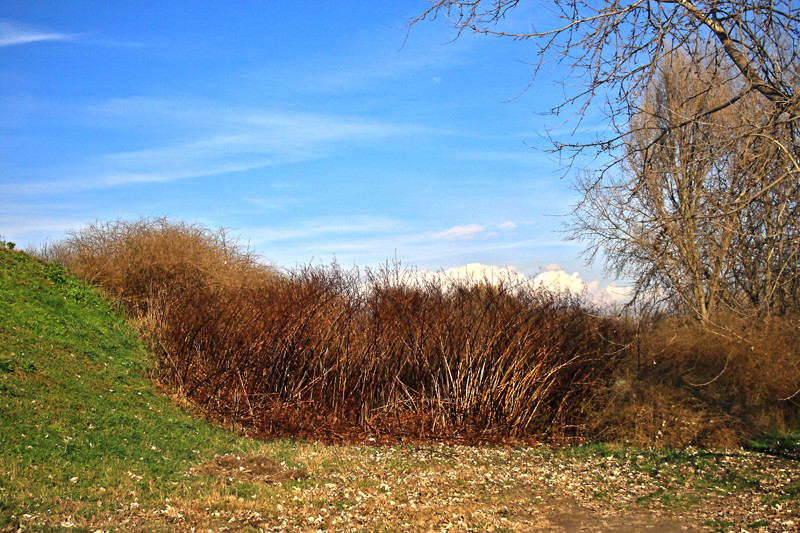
[748, 429, 800, 455]
[0, 249, 294, 529]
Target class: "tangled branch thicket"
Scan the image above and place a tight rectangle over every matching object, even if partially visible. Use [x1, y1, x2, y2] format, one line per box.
[49, 218, 628, 443]
[43, 218, 800, 446]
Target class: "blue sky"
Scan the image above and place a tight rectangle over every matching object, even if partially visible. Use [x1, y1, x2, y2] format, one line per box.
[1, 1, 622, 294]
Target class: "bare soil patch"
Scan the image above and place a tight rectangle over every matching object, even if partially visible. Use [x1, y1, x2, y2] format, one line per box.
[191, 454, 309, 484]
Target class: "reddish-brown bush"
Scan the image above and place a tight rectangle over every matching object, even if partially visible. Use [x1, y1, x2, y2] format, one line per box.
[53, 218, 630, 443]
[46, 218, 800, 446]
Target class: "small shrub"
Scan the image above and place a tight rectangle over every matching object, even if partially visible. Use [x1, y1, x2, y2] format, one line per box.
[52, 217, 272, 315]
[44, 263, 68, 285]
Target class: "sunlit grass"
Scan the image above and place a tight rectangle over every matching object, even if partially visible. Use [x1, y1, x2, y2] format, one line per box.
[0, 248, 302, 529]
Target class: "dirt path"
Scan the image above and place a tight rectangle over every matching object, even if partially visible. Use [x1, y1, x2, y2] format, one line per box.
[530, 498, 703, 531]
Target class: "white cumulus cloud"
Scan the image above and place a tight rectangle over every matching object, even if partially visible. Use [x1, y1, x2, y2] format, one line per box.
[393, 262, 633, 308]
[595, 283, 634, 306]
[441, 263, 529, 285]
[531, 268, 587, 294]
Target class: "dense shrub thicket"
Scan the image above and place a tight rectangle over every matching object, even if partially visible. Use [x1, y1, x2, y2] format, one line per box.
[44, 218, 627, 443]
[41, 218, 800, 446]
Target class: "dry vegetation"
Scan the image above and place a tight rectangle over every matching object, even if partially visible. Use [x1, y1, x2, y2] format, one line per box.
[590, 315, 800, 448]
[41, 218, 627, 444]
[39, 217, 800, 447]
[7, 223, 800, 532]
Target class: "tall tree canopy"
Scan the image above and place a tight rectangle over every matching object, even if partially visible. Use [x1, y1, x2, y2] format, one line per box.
[412, 1, 799, 317]
[569, 52, 799, 319]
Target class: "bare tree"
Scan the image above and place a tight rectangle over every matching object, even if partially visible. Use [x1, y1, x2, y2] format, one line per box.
[726, 102, 800, 315]
[410, 1, 800, 317]
[410, 1, 798, 154]
[570, 51, 799, 320]
[569, 52, 735, 320]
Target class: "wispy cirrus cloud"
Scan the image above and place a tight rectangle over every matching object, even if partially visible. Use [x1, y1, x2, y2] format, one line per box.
[2, 97, 438, 194]
[433, 224, 486, 241]
[247, 21, 476, 96]
[0, 20, 79, 47]
[433, 221, 517, 241]
[243, 215, 401, 246]
[0, 19, 139, 49]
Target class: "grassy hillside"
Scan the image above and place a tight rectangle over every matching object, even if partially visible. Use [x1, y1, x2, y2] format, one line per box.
[0, 247, 296, 530]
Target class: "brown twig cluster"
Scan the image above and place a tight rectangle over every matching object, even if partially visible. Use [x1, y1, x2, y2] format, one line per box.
[51, 218, 628, 443]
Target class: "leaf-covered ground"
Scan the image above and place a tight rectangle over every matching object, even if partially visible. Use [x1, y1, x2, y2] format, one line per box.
[14, 442, 796, 532]
[195, 445, 800, 532]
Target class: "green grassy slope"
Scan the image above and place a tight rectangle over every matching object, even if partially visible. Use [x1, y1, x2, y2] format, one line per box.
[0, 248, 289, 530]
